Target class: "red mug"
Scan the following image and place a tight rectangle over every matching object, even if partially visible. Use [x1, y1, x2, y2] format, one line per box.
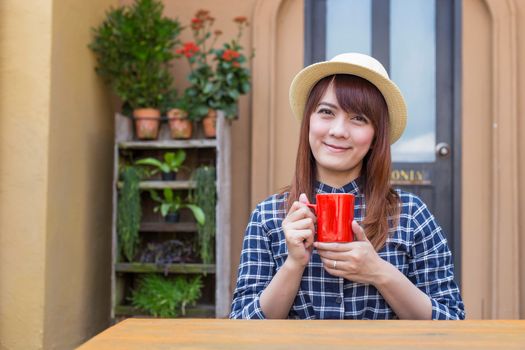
[306, 193, 355, 242]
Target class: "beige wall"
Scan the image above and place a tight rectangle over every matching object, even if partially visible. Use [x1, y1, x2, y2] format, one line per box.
[44, 0, 116, 348]
[518, 0, 525, 319]
[462, 0, 524, 319]
[0, 0, 116, 349]
[0, 1, 53, 348]
[251, 0, 303, 207]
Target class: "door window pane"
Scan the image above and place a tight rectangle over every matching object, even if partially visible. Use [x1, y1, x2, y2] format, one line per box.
[390, 0, 436, 162]
[326, 0, 372, 59]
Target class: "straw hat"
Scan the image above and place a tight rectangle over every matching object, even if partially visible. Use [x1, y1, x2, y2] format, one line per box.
[289, 52, 407, 144]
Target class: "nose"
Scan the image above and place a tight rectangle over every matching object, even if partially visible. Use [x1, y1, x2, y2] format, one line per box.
[328, 116, 349, 138]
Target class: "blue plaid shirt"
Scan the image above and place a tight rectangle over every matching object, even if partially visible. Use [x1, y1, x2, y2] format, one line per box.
[230, 179, 465, 320]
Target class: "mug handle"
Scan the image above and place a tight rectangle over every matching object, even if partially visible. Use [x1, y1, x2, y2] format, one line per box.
[305, 203, 317, 212]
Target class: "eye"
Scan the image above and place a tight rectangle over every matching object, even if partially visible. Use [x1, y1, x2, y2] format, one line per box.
[351, 114, 369, 123]
[317, 108, 334, 116]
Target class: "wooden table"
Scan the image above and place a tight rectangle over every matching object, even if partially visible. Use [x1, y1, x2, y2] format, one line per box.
[78, 318, 525, 349]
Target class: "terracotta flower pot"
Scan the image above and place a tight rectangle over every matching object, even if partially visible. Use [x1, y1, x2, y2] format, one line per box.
[167, 108, 192, 139]
[202, 109, 217, 138]
[133, 108, 161, 140]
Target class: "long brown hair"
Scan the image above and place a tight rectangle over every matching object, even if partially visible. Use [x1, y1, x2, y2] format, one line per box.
[283, 74, 400, 250]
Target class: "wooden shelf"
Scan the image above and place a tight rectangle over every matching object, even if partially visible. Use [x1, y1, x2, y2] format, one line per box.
[117, 180, 196, 190]
[140, 222, 198, 232]
[115, 263, 215, 274]
[112, 113, 232, 320]
[114, 304, 215, 318]
[118, 139, 217, 150]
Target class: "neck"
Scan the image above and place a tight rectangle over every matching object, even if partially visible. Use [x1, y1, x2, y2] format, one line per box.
[316, 167, 361, 189]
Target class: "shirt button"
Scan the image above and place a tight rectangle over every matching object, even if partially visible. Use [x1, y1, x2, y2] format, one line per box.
[335, 296, 343, 304]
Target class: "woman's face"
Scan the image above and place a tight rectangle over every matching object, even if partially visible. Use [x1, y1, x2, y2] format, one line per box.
[309, 83, 375, 183]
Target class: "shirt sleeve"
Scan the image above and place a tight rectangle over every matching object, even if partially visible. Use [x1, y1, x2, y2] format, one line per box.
[229, 205, 275, 319]
[408, 196, 466, 320]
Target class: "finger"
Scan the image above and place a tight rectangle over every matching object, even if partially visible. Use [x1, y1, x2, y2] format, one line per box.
[317, 250, 346, 261]
[314, 242, 351, 252]
[352, 220, 368, 242]
[287, 217, 315, 231]
[298, 193, 310, 204]
[287, 229, 314, 244]
[286, 201, 304, 217]
[286, 205, 317, 223]
[299, 193, 309, 204]
[320, 257, 345, 275]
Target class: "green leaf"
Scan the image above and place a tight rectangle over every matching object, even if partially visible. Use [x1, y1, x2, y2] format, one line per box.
[149, 189, 161, 202]
[135, 158, 163, 169]
[163, 188, 174, 201]
[160, 203, 170, 217]
[185, 204, 205, 226]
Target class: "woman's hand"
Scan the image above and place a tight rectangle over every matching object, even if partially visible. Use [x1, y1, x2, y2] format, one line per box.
[282, 193, 317, 269]
[314, 221, 387, 285]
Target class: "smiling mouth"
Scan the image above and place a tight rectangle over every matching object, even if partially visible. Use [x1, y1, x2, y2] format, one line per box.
[323, 142, 351, 152]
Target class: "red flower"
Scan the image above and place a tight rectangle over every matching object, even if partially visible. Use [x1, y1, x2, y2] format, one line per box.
[222, 49, 241, 61]
[191, 17, 202, 24]
[232, 62, 240, 68]
[178, 41, 200, 58]
[234, 16, 248, 24]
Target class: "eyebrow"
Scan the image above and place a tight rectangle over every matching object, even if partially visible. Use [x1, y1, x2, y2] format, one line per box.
[317, 102, 338, 109]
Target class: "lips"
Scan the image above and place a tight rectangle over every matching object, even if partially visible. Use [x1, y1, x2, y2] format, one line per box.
[323, 142, 351, 153]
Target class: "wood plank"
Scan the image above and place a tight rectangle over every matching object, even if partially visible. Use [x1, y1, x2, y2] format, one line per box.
[119, 139, 217, 150]
[115, 263, 215, 274]
[215, 111, 232, 318]
[117, 181, 196, 190]
[78, 319, 525, 350]
[140, 222, 197, 232]
[114, 304, 215, 318]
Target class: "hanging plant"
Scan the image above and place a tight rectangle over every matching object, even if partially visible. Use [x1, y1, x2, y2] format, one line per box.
[117, 166, 142, 262]
[192, 166, 216, 264]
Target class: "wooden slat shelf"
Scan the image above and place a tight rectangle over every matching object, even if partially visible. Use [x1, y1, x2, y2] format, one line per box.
[111, 113, 232, 320]
[118, 139, 217, 150]
[117, 180, 196, 190]
[140, 222, 198, 232]
[115, 263, 215, 274]
[114, 304, 215, 318]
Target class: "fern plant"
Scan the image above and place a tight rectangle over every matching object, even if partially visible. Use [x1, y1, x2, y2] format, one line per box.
[192, 166, 216, 264]
[117, 166, 142, 262]
[131, 274, 203, 317]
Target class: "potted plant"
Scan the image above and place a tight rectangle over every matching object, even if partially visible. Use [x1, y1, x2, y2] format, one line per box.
[176, 10, 252, 138]
[192, 166, 216, 264]
[211, 16, 252, 121]
[149, 188, 205, 224]
[89, 0, 182, 140]
[135, 150, 186, 180]
[131, 274, 203, 317]
[167, 95, 193, 139]
[117, 165, 142, 262]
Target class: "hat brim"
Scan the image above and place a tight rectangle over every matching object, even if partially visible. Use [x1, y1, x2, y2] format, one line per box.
[289, 61, 407, 144]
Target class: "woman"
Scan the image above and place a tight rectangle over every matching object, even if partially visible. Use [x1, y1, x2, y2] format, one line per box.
[230, 53, 465, 320]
